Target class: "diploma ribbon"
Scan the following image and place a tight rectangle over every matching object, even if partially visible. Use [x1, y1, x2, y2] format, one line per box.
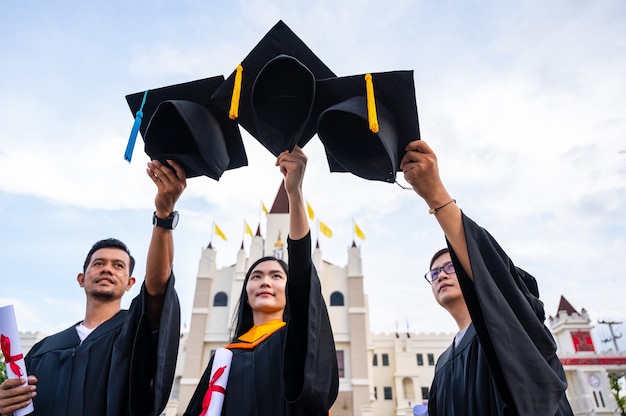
[1, 334, 24, 377]
[199, 365, 228, 416]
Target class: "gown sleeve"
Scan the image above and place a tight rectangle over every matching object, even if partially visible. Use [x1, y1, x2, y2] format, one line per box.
[448, 213, 570, 415]
[113, 273, 180, 416]
[283, 231, 339, 412]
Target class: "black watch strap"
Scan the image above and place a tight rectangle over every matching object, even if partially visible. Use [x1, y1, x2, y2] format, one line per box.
[153, 211, 179, 230]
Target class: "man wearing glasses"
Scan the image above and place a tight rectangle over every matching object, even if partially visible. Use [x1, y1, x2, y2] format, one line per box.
[401, 140, 573, 415]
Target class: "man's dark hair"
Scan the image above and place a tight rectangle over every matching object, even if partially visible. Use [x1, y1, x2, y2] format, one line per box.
[429, 247, 450, 269]
[83, 238, 136, 275]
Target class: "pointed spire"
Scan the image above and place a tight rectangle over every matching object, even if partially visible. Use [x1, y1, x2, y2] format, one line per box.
[256, 223, 262, 237]
[270, 181, 289, 214]
[557, 295, 578, 316]
[207, 241, 213, 249]
[351, 240, 357, 248]
[275, 231, 285, 248]
[315, 239, 320, 249]
[240, 241, 244, 250]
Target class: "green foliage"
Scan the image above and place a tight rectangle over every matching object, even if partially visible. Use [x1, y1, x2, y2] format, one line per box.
[0, 351, 7, 384]
[609, 372, 626, 416]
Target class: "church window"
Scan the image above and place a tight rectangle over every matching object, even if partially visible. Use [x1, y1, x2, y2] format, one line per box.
[213, 292, 228, 307]
[330, 291, 344, 306]
[417, 353, 424, 366]
[382, 353, 389, 366]
[336, 350, 345, 378]
[384, 386, 393, 400]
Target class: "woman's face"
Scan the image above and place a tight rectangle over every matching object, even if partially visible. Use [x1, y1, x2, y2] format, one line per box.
[245, 260, 287, 319]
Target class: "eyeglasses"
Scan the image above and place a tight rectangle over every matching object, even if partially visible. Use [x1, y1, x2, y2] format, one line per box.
[424, 261, 456, 284]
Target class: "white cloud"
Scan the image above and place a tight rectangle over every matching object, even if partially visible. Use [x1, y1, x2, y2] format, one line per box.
[0, 0, 624, 351]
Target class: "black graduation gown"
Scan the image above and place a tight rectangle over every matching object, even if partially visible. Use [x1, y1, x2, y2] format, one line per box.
[428, 214, 573, 416]
[25, 275, 180, 416]
[184, 232, 339, 416]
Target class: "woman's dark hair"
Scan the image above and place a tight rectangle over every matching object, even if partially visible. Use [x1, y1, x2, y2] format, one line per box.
[429, 248, 449, 269]
[83, 238, 136, 275]
[230, 256, 289, 342]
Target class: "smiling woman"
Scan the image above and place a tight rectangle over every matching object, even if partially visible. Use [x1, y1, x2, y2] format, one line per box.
[244, 258, 288, 322]
[183, 147, 339, 416]
[2, 0, 626, 358]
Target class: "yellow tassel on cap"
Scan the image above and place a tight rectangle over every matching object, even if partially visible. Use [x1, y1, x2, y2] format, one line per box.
[229, 64, 243, 120]
[364, 73, 379, 133]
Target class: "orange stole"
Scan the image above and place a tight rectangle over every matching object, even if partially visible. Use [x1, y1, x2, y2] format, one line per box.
[226, 320, 286, 350]
[224, 320, 332, 415]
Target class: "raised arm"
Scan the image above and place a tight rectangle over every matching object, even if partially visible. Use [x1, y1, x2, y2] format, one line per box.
[276, 146, 309, 240]
[145, 159, 186, 328]
[400, 140, 473, 280]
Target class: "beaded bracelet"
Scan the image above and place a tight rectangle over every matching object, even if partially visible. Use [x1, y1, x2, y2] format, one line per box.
[428, 199, 456, 215]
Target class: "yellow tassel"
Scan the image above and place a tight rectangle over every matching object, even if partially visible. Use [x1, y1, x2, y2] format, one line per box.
[365, 73, 379, 133]
[229, 64, 243, 120]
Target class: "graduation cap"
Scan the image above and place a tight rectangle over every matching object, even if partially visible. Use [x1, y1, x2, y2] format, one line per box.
[211, 20, 336, 156]
[314, 70, 420, 183]
[124, 76, 248, 179]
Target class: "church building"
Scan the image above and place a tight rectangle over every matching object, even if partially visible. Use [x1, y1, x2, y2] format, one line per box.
[172, 183, 453, 416]
[162, 183, 625, 416]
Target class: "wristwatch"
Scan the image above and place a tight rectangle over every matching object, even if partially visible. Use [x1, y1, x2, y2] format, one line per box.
[153, 211, 179, 230]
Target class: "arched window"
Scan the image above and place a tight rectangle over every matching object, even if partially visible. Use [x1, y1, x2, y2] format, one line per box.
[213, 292, 228, 307]
[330, 291, 344, 306]
[402, 377, 415, 400]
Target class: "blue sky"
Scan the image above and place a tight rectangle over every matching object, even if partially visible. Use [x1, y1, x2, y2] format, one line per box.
[1, 0, 625, 352]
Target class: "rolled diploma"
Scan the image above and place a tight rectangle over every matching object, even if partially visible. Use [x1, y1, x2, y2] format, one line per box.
[0, 305, 35, 416]
[205, 347, 233, 416]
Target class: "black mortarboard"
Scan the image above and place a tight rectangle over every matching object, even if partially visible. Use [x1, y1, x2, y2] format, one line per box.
[125, 76, 248, 179]
[211, 20, 336, 156]
[314, 70, 420, 182]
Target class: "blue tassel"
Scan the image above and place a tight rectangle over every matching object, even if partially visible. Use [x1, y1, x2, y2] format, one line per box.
[124, 90, 149, 163]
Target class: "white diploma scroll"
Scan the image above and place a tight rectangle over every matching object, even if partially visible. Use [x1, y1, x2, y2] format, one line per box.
[0, 304, 34, 416]
[204, 347, 233, 416]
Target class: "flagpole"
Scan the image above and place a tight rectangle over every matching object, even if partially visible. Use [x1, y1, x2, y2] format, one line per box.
[316, 218, 320, 242]
[352, 218, 356, 241]
[210, 220, 215, 245]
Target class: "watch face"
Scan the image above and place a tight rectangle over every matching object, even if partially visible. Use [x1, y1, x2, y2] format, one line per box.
[587, 373, 601, 388]
[153, 211, 179, 229]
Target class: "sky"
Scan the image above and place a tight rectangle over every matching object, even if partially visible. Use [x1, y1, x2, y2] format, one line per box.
[1, 0, 625, 352]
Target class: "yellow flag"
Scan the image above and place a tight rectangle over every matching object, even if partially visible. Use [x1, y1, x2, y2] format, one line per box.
[354, 222, 366, 240]
[306, 201, 315, 220]
[215, 223, 227, 241]
[244, 221, 253, 236]
[319, 220, 333, 238]
[261, 202, 268, 215]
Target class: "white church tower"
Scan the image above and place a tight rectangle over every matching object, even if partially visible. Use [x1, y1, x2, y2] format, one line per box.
[176, 182, 372, 415]
[549, 295, 626, 415]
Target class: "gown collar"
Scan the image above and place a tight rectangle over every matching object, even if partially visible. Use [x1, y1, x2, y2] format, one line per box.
[227, 319, 286, 349]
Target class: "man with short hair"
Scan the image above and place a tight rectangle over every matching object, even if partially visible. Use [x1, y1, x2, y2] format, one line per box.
[401, 140, 573, 415]
[0, 159, 185, 416]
